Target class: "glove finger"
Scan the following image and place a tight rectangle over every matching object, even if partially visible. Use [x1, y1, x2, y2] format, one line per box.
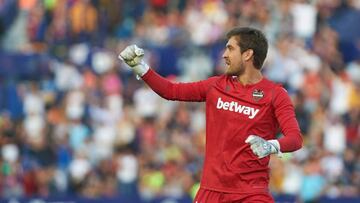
[118, 53, 124, 61]
[125, 50, 137, 60]
[126, 59, 137, 67]
[134, 45, 144, 56]
[128, 44, 137, 52]
[245, 135, 258, 144]
[119, 52, 130, 61]
[251, 146, 260, 157]
[118, 53, 133, 61]
[253, 149, 261, 157]
[133, 56, 144, 65]
[250, 144, 258, 151]
[258, 154, 266, 159]
[249, 143, 268, 159]
[119, 46, 137, 60]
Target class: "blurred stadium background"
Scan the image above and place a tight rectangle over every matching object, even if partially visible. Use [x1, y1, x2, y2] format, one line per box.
[0, 0, 360, 203]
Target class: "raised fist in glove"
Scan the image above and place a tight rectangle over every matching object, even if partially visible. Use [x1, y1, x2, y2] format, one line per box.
[118, 45, 149, 77]
[245, 135, 281, 159]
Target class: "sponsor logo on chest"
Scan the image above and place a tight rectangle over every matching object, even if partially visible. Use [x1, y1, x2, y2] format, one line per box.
[216, 97, 259, 119]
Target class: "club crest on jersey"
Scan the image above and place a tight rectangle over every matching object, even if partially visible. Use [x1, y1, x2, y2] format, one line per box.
[252, 89, 264, 101]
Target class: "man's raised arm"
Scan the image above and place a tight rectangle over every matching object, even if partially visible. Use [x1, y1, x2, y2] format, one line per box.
[119, 45, 219, 102]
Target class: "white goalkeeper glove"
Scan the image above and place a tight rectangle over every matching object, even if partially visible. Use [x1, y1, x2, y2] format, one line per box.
[118, 45, 149, 79]
[245, 135, 281, 159]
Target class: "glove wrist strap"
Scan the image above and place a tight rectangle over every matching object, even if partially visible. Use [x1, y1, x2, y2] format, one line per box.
[268, 140, 281, 155]
[134, 62, 150, 79]
[268, 139, 282, 157]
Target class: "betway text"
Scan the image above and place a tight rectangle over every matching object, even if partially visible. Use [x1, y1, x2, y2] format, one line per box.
[216, 97, 259, 119]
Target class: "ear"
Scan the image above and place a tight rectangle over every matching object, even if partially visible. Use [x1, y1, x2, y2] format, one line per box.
[243, 49, 254, 61]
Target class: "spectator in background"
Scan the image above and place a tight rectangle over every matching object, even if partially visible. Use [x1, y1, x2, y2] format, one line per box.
[68, 0, 98, 42]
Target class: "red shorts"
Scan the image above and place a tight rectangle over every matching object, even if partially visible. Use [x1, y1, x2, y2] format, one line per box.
[194, 188, 274, 203]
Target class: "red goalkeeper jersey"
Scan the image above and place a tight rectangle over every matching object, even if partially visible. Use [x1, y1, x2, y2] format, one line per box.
[142, 69, 302, 193]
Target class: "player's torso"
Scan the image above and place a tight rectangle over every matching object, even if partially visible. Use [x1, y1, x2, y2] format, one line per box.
[205, 76, 277, 152]
[202, 75, 278, 191]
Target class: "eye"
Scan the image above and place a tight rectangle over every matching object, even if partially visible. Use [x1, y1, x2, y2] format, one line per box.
[226, 45, 234, 51]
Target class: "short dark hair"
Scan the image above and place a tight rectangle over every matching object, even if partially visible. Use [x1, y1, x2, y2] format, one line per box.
[226, 27, 268, 69]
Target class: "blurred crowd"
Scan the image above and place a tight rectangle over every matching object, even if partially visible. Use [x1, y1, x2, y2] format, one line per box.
[0, 0, 360, 202]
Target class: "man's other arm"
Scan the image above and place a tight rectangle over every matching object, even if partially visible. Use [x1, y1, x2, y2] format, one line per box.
[273, 87, 303, 152]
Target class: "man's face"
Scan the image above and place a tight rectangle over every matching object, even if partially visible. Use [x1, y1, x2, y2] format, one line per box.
[222, 36, 244, 76]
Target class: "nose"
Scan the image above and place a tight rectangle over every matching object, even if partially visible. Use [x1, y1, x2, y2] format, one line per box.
[222, 50, 228, 59]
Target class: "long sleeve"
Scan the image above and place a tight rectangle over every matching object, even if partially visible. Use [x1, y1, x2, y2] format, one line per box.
[142, 69, 219, 102]
[273, 87, 303, 152]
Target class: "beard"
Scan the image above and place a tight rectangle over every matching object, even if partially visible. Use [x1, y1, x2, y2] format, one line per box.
[225, 62, 245, 76]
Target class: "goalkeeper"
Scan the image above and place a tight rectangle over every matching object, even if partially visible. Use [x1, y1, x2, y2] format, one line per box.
[119, 27, 302, 203]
